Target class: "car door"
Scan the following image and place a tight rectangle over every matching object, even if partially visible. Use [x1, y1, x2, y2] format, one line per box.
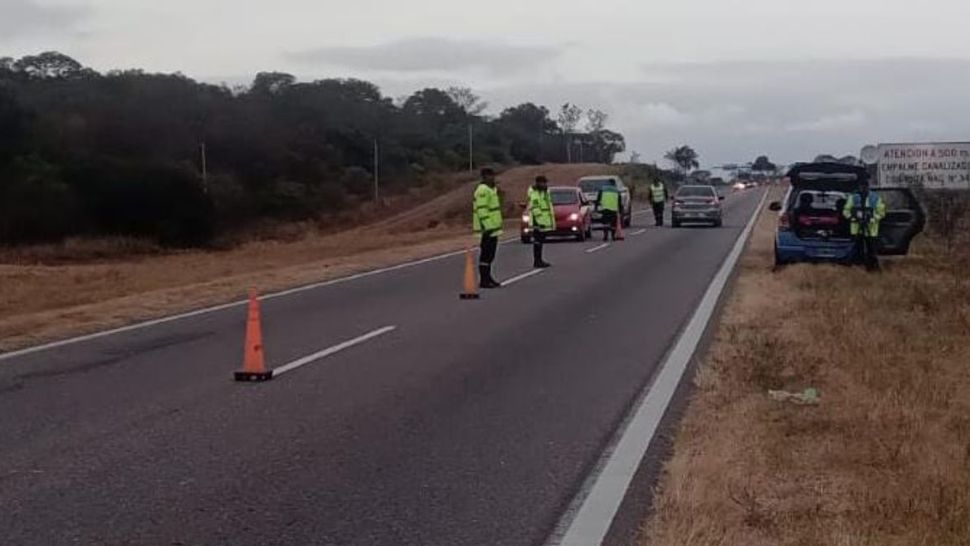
[873, 187, 926, 255]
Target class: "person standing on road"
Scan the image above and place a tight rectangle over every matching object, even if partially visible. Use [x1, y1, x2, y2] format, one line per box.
[527, 175, 555, 269]
[648, 179, 669, 227]
[843, 178, 886, 271]
[473, 167, 504, 288]
[596, 179, 621, 242]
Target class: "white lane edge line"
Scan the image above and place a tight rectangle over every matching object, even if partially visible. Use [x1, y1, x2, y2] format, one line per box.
[551, 188, 769, 546]
[0, 236, 521, 362]
[585, 243, 611, 254]
[272, 326, 397, 378]
[630, 229, 647, 236]
[501, 268, 546, 287]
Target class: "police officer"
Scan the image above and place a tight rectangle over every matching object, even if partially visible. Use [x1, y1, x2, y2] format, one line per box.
[527, 175, 555, 268]
[649, 179, 669, 227]
[842, 178, 886, 271]
[473, 167, 503, 288]
[596, 179, 621, 241]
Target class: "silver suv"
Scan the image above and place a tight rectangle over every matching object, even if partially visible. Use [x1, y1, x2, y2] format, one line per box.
[578, 175, 633, 229]
[671, 185, 723, 228]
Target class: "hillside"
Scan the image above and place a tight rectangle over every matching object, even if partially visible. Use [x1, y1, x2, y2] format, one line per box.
[0, 163, 619, 351]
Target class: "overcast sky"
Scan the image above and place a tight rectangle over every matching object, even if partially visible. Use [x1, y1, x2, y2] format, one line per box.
[4, 0, 970, 166]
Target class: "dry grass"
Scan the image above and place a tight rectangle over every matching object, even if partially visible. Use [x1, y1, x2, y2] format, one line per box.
[641, 189, 970, 545]
[0, 163, 616, 352]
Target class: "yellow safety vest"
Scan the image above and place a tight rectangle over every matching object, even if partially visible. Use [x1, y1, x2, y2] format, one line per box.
[527, 187, 556, 231]
[598, 187, 620, 212]
[650, 183, 666, 203]
[843, 192, 886, 237]
[473, 183, 503, 236]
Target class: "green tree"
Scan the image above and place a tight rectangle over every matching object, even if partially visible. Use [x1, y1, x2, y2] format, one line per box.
[665, 145, 700, 177]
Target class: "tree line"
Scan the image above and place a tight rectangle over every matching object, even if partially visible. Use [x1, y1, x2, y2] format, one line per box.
[0, 52, 626, 246]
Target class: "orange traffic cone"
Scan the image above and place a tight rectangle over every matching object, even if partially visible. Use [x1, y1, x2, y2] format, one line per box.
[234, 290, 274, 382]
[615, 214, 625, 241]
[459, 248, 480, 300]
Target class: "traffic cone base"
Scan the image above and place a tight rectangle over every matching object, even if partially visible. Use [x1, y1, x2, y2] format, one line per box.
[234, 370, 274, 382]
[235, 289, 274, 382]
[459, 248, 480, 300]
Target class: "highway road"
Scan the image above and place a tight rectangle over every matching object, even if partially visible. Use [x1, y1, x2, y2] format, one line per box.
[0, 189, 765, 546]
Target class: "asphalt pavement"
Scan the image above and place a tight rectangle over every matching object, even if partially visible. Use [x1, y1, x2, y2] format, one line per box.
[0, 189, 765, 546]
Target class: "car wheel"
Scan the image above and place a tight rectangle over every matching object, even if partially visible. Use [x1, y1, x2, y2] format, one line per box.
[521, 236, 531, 244]
[671, 218, 680, 228]
[622, 215, 632, 228]
[713, 219, 723, 228]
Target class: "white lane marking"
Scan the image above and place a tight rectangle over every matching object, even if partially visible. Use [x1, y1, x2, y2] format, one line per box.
[550, 189, 769, 546]
[630, 229, 647, 236]
[501, 268, 546, 287]
[585, 243, 611, 254]
[271, 326, 397, 378]
[0, 236, 521, 362]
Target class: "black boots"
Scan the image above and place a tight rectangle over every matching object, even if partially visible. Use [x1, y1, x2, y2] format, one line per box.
[479, 265, 501, 289]
[533, 245, 551, 269]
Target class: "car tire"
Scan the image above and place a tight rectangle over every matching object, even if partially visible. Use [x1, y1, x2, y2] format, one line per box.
[713, 219, 723, 228]
[622, 214, 632, 228]
[671, 218, 680, 228]
[521, 236, 531, 244]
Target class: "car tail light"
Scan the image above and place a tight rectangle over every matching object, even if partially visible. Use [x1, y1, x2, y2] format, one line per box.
[778, 213, 791, 231]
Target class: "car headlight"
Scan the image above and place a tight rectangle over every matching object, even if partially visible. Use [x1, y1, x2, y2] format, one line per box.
[522, 214, 530, 223]
[569, 213, 580, 221]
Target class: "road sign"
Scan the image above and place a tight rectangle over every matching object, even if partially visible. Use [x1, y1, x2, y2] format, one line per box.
[876, 142, 970, 189]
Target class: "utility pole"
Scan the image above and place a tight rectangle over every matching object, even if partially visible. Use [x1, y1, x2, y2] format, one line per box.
[200, 141, 208, 193]
[468, 124, 474, 174]
[373, 138, 380, 204]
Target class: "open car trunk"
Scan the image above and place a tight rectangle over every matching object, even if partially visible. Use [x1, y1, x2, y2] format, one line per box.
[785, 162, 926, 256]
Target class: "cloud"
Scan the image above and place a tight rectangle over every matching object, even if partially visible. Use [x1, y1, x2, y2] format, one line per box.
[639, 102, 691, 126]
[286, 37, 562, 76]
[0, 0, 90, 39]
[785, 110, 867, 132]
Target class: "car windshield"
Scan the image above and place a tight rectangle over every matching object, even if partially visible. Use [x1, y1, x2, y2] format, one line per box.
[676, 186, 716, 198]
[579, 179, 615, 192]
[550, 190, 578, 206]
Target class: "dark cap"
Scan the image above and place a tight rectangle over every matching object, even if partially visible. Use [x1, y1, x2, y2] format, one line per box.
[480, 167, 495, 177]
[535, 175, 548, 184]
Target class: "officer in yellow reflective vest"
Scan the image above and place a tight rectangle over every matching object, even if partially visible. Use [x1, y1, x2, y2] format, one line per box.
[842, 178, 887, 271]
[527, 175, 555, 268]
[473, 167, 504, 288]
[596, 180, 621, 241]
[649, 180, 669, 227]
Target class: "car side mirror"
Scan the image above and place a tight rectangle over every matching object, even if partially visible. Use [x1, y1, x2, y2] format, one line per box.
[769, 201, 782, 211]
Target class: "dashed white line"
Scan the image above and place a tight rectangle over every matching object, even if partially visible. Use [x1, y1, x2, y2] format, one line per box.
[501, 269, 546, 286]
[271, 326, 397, 378]
[585, 243, 611, 254]
[630, 229, 647, 236]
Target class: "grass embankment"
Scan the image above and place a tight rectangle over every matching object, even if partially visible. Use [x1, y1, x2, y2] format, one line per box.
[642, 191, 970, 545]
[0, 163, 617, 352]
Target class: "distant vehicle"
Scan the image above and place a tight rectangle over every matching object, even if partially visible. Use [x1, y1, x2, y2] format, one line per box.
[733, 181, 747, 191]
[578, 176, 633, 229]
[520, 186, 593, 243]
[671, 185, 723, 228]
[771, 162, 925, 266]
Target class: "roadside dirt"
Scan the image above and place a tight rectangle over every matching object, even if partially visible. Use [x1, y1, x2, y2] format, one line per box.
[0, 163, 616, 352]
[640, 189, 970, 544]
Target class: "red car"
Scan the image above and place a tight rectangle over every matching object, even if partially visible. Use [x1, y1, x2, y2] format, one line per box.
[520, 186, 594, 243]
